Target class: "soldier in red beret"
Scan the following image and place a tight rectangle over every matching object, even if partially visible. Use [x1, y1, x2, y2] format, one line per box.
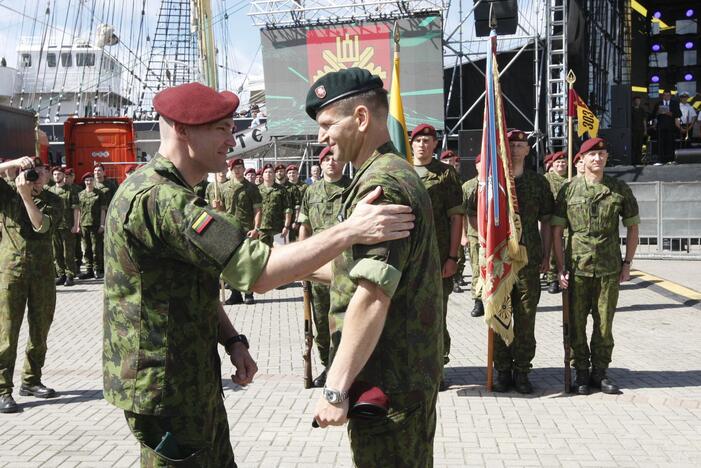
[286, 164, 307, 242]
[461, 154, 484, 317]
[440, 149, 461, 173]
[244, 167, 256, 183]
[544, 151, 568, 294]
[491, 129, 555, 394]
[103, 82, 415, 467]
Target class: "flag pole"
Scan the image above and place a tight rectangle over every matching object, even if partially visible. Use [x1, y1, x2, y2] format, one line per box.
[566, 70, 576, 180]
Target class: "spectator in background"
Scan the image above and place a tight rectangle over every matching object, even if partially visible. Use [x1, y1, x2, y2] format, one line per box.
[679, 92, 698, 148]
[631, 95, 647, 165]
[652, 90, 681, 164]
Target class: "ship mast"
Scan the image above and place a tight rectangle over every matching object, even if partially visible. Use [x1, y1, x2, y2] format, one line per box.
[192, 0, 218, 90]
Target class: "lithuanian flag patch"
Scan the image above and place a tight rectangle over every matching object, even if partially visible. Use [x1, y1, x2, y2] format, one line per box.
[191, 211, 214, 234]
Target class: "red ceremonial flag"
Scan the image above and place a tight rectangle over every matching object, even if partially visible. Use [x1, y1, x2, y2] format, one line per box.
[477, 31, 527, 345]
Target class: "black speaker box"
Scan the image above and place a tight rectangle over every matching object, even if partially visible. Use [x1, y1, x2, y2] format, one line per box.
[458, 129, 483, 180]
[599, 127, 631, 165]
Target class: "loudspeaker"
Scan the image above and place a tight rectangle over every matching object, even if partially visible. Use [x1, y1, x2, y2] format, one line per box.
[458, 129, 482, 180]
[474, 0, 518, 37]
[675, 148, 701, 164]
[599, 128, 631, 165]
[610, 85, 631, 129]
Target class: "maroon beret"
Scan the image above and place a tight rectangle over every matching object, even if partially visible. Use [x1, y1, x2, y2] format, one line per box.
[274, 164, 286, 172]
[153, 82, 240, 125]
[64, 167, 74, 175]
[286, 164, 298, 172]
[319, 146, 332, 163]
[410, 124, 437, 142]
[507, 129, 528, 142]
[93, 163, 105, 170]
[244, 168, 256, 176]
[573, 153, 583, 164]
[440, 150, 457, 160]
[577, 138, 607, 157]
[256, 169, 263, 176]
[51, 166, 65, 174]
[81, 172, 94, 182]
[348, 382, 389, 419]
[262, 163, 274, 171]
[227, 158, 244, 169]
[475, 153, 481, 164]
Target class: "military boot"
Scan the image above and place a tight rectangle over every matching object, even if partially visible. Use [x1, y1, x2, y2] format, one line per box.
[452, 279, 462, 293]
[95, 271, 104, 279]
[19, 382, 56, 399]
[493, 370, 512, 392]
[547, 281, 560, 294]
[575, 369, 590, 395]
[0, 394, 18, 413]
[55, 275, 66, 286]
[590, 368, 619, 394]
[244, 293, 255, 305]
[471, 299, 484, 317]
[64, 275, 75, 287]
[224, 290, 243, 305]
[78, 269, 94, 280]
[513, 371, 533, 394]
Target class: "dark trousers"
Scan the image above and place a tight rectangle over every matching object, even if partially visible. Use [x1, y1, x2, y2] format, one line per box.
[657, 128, 677, 163]
[631, 130, 644, 165]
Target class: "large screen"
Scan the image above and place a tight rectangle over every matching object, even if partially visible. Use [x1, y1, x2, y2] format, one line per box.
[261, 14, 444, 136]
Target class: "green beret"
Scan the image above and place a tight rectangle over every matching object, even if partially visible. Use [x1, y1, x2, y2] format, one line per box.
[305, 67, 384, 120]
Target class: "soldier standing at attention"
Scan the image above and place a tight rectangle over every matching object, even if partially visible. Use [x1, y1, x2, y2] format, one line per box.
[410, 124, 463, 389]
[552, 138, 639, 395]
[254, 170, 263, 186]
[274, 164, 287, 186]
[258, 163, 293, 246]
[306, 68, 443, 467]
[224, 158, 262, 305]
[102, 82, 414, 466]
[492, 130, 554, 394]
[298, 146, 352, 388]
[575, 153, 585, 177]
[65, 168, 83, 270]
[244, 167, 256, 184]
[287, 164, 308, 242]
[93, 163, 118, 205]
[0, 157, 60, 414]
[462, 154, 484, 317]
[205, 170, 229, 211]
[544, 151, 568, 294]
[77, 173, 106, 280]
[49, 167, 80, 287]
[440, 149, 468, 292]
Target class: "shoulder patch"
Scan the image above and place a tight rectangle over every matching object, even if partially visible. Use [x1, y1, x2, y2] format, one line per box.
[192, 211, 214, 234]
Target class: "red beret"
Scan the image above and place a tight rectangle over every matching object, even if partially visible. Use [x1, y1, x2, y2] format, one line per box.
[93, 163, 105, 170]
[256, 169, 263, 176]
[227, 158, 244, 169]
[348, 382, 389, 418]
[410, 124, 437, 142]
[274, 164, 286, 172]
[475, 154, 481, 164]
[263, 163, 274, 171]
[153, 82, 240, 125]
[286, 164, 298, 172]
[507, 129, 528, 142]
[319, 146, 332, 163]
[244, 168, 256, 176]
[64, 167, 74, 175]
[81, 172, 94, 182]
[51, 166, 65, 173]
[577, 138, 607, 158]
[573, 153, 583, 164]
[440, 150, 457, 160]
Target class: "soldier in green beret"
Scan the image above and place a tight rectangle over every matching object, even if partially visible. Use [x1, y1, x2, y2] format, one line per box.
[102, 82, 414, 467]
[49, 167, 80, 286]
[552, 138, 639, 395]
[77, 173, 106, 280]
[306, 68, 443, 467]
[298, 147, 351, 388]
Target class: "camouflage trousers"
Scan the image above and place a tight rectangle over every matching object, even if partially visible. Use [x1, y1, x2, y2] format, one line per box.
[348, 387, 438, 468]
[546, 239, 564, 284]
[81, 226, 104, 272]
[494, 266, 541, 373]
[0, 263, 56, 395]
[53, 229, 77, 277]
[442, 277, 452, 365]
[467, 236, 480, 299]
[258, 229, 276, 247]
[570, 274, 619, 370]
[311, 281, 331, 367]
[125, 397, 236, 468]
[456, 244, 466, 281]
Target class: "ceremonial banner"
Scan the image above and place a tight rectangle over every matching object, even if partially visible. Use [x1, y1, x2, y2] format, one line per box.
[388, 38, 412, 162]
[478, 30, 527, 345]
[568, 88, 600, 138]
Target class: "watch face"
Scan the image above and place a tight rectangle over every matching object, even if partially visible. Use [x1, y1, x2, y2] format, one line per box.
[323, 388, 339, 403]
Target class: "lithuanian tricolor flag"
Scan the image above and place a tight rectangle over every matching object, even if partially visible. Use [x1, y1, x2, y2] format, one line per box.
[388, 46, 412, 163]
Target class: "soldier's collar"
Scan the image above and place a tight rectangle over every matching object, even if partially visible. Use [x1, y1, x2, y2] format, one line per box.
[152, 153, 193, 189]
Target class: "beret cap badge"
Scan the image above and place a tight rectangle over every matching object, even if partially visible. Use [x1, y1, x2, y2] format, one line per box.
[315, 85, 327, 99]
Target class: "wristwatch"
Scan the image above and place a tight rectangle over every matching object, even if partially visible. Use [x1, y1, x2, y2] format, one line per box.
[322, 386, 349, 405]
[224, 334, 249, 355]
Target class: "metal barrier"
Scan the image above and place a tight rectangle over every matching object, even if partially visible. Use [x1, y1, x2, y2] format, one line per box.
[623, 181, 701, 259]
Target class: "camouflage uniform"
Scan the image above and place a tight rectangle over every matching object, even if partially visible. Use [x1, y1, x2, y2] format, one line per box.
[329, 143, 443, 466]
[413, 159, 463, 365]
[551, 175, 639, 371]
[93, 181, 116, 275]
[68, 183, 84, 268]
[493, 170, 554, 374]
[48, 183, 79, 278]
[193, 180, 209, 200]
[258, 183, 293, 247]
[223, 179, 261, 232]
[205, 181, 229, 207]
[103, 154, 270, 467]
[0, 179, 59, 396]
[298, 175, 351, 367]
[544, 171, 567, 284]
[78, 189, 105, 274]
[462, 177, 481, 299]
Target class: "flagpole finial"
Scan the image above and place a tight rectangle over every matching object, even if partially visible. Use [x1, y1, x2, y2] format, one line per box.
[393, 21, 400, 45]
[566, 70, 576, 84]
[489, 3, 497, 30]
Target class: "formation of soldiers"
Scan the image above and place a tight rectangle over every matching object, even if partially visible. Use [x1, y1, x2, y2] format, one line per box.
[1, 68, 639, 467]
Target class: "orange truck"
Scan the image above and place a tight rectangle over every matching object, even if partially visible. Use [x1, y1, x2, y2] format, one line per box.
[64, 117, 137, 183]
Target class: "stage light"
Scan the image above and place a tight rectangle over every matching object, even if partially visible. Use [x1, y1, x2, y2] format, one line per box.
[651, 75, 660, 83]
[652, 43, 661, 52]
[684, 73, 694, 81]
[685, 42, 694, 50]
[653, 11, 662, 19]
[686, 9, 694, 18]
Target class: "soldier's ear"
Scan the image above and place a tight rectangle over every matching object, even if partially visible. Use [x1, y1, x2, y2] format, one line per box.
[355, 105, 370, 133]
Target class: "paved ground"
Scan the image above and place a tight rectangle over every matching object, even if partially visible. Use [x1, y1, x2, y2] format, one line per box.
[1, 261, 700, 467]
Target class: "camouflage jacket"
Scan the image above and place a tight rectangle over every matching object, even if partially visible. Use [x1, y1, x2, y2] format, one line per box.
[95, 179, 117, 207]
[205, 180, 229, 206]
[544, 171, 567, 199]
[259, 183, 293, 232]
[329, 142, 443, 394]
[515, 170, 555, 268]
[222, 180, 256, 232]
[551, 175, 639, 277]
[0, 179, 58, 273]
[102, 154, 271, 416]
[193, 179, 209, 200]
[48, 183, 79, 230]
[413, 159, 463, 263]
[294, 180, 308, 212]
[78, 189, 105, 227]
[461, 176, 479, 238]
[298, 175, 351, 233]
